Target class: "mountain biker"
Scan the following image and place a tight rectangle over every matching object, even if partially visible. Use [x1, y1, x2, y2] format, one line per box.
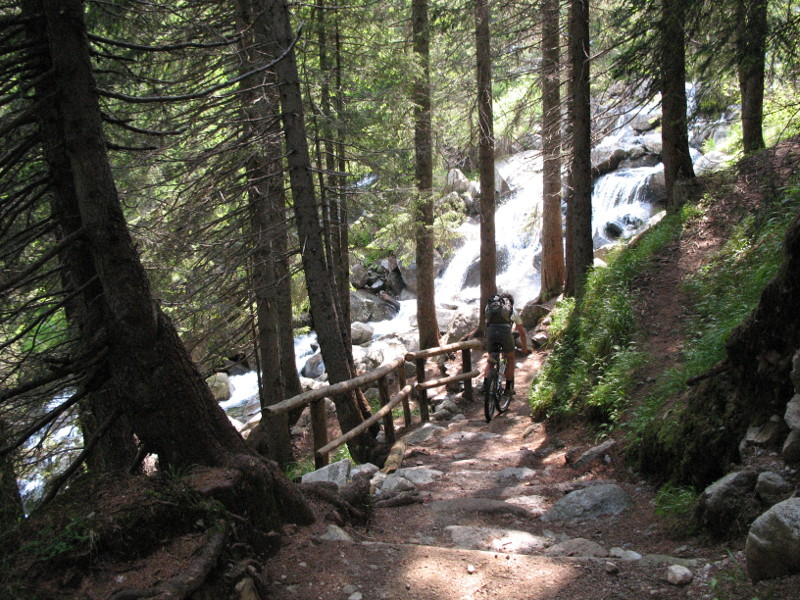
[481, 292, 530, 397]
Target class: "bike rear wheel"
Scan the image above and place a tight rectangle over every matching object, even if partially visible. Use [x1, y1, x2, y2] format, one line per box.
[484, 369, 499, 422]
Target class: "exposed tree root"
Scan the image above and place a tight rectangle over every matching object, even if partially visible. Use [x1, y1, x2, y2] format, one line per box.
[108, 525, 227, 600]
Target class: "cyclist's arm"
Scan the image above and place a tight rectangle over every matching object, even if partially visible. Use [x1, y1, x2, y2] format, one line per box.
[512, 313, 530, 353]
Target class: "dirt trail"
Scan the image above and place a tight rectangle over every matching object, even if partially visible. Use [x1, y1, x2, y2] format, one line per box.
[260, 350, 728, 600]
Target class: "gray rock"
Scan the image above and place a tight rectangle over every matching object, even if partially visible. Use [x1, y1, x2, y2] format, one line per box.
[441, 305, 480, 346]
[351, 463, 380, 479]
[497, 467, 538, 483]
[441, 431, 500, 446]
[378, 474, 416, 496]
[756, 471, 793, 506]
[783, 429, 800, 464]
[541, 483, 632, 522]
[741, 416, 786, 453]
[746, 498, 800, 582]
[545, 538, 608, 558]
[206, 372, 232, 402]
[350, 262, 369, 289]
[430, 497, 532, 519]
[785, 396, 800, 430]
[301, 459, 352, 490]
[446, 168, 471, 194]
[350, 322, 374, 345]
[694, 470, 759, 536]
[610, 547, 642, 561]
[392, 466, 442, 486]
[403, 423, 445, 445]
[446, 525, 549, 554]
[666, 564, 693, 586]
[318, 524, 354, 543]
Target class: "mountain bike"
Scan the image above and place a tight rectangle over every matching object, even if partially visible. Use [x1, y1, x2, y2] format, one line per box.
[484, 343, 512, 422]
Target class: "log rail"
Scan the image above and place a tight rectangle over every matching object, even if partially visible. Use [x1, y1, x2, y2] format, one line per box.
[261, 339, 482, 467]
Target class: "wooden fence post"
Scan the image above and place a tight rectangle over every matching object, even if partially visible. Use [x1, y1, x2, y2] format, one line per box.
[462, 346, 474, 400]
[311, 398, 328, 468]
[377, 376, 395, 445]
[397, 362, 411, 427]
[415, 357, 430, 422]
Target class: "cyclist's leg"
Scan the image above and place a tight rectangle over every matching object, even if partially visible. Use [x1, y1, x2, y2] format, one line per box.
[500, 326, 516, 395]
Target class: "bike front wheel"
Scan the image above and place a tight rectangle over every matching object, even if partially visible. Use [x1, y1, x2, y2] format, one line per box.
[484, 371, 499, 422]
[497, 387, 512, 413]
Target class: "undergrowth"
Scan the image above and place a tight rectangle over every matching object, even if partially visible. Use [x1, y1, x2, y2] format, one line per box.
[529, 207, 690, 424]
[529, 165, 800, 460]
[627, 183, 800, 450]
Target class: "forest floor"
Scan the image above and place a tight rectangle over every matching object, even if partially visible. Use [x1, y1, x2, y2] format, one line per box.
[10, 139, 800, 600]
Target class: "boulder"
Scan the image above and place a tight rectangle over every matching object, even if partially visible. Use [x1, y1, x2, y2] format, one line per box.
[349, 289, 399, 323]
[784, 396, 800, 430]
[441, 304, 480, 345]
[694, 470, 760, 536]
[446, 168, 471, 194]
[351, 322, 374, 345]
[206, 372, 232, 402]
[301, 353, 325, 379]
[746, 498, 800, 582]
[350, 262, 370, 289]
[740, 416, 787, 456]
[541, 483, 632, 522]
[301, 459, 352, 490]
[782, 429, 800, 464]
[755, 472, 793, 507]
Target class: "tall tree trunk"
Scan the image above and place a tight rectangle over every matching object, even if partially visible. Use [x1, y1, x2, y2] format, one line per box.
[413, 0, 440, 350]
[29, 0, 312, 526]
[0, 419, 24, 531]
[475, 0, 497, 323]
[736, 0, 768, 153]
[235, 0, 293, 468]
[539, 0, 565, 301]
[265, 0, 374, 462]
[565, 0, 593, 299]
[661, 0, 695, 212]
[23, 0, 137, 473]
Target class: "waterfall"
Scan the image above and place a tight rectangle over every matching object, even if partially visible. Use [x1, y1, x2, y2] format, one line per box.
[592, 165, 662, 247]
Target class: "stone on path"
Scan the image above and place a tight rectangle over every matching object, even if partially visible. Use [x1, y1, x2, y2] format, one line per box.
[430, 497, 533, 519]
[666, 564, 693, 586]
[541, 483, 632, 522]
[403, 423, 445, 445]
[446, 525, 549, 554]
[545, 538, 608, 558]
[301, 459, 351, 490]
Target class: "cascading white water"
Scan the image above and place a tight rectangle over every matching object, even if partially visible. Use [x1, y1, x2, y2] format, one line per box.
[592, 165, 662, 247]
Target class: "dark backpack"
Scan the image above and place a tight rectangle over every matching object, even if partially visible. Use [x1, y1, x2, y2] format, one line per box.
[485, 294, 511, 325]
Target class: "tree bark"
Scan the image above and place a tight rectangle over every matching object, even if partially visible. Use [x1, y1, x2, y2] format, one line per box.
[265, 0, 374, 462]
[413, 0, 440, 351]
[30, 0, 312, 527]
[661, 0, 695, 212]
[565, 0, 593, 299]
[539, 0, 565, 301]
[235, 0, 293, 468]
[736, 0, 768, 153]
[0, 419, 23, 532]
[475, 0, 497, 323]
[23, 0, 138, 473]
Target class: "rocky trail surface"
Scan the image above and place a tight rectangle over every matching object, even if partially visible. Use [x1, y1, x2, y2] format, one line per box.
[260, 352, 742, 600]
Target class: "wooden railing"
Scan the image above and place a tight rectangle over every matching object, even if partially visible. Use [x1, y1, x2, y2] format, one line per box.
[261, 338, 482, 468]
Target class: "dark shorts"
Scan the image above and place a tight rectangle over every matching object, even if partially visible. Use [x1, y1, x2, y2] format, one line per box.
[486, 324, 514, 354]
